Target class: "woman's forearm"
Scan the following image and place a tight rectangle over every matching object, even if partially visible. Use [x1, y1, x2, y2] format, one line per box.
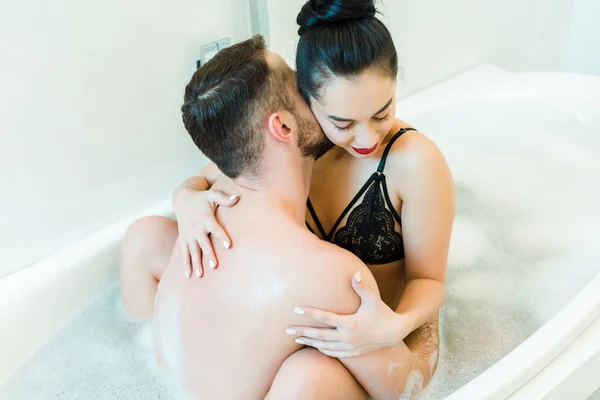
[393, 278, 445, 339]
[172, 162, 222, 204]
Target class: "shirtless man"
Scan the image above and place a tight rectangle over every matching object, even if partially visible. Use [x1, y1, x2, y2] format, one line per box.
[120, 36, 436, 399]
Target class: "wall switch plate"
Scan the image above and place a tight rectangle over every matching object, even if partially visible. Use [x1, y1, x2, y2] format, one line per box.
[196, 38, 232, 69]
[196, 42, 219, 69]
[217, 38, 231, 50]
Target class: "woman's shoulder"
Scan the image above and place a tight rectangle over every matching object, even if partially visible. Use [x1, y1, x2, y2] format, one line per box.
[384, 123, 450, 185]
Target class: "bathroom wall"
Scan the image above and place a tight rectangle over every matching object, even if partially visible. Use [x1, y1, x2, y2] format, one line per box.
[266, 0, 306, 66]
[2, 0, 598, 277]
[382, 0, 575, 95]
[264, 0, 576, 95]
[563, 0, 600, 75]
[0, 0, 251, 277]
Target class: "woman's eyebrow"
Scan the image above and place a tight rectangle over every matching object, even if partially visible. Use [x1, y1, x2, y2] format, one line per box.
[327, 115, 354, 122]
[327, 97, 393, 122]
[374, 97, 393, 115]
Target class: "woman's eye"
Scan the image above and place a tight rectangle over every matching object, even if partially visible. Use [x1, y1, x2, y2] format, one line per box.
[373, 114, 390, 123]
[333, 123, 353, 131]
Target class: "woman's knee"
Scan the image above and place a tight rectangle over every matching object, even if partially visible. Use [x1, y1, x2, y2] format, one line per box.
[119, 216, 178, 318]
[268, 348, 367, 400]
[120, 216, 178, 275]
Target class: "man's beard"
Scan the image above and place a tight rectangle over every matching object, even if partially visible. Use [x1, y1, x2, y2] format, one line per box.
[296, 115, 334, 161]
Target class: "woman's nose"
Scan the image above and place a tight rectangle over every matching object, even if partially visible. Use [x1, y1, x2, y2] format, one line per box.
[354, 127, 379, 148]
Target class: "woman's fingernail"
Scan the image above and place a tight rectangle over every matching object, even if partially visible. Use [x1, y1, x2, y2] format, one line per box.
[295, 338, 306, 345]
[185, 270, 191, 278]
[286, 329, 297, 335]
[294, 308, 305, 315]
[229, 195, 239, 201]
[223, 241, 230, 249]
[209, 260, 217, 269]
[354, 271, 362, 283]
[195, 269, 201, 278]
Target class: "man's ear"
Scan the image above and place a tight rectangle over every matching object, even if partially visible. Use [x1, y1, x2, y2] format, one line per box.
[267, 111, 295, 144]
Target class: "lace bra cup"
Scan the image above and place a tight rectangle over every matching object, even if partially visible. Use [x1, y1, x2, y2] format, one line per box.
[307, 128, 416, 265]
[333, 175, 404, 264]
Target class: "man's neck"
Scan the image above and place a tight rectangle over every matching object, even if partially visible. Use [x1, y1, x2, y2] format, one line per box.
[233, 156, 314, 224]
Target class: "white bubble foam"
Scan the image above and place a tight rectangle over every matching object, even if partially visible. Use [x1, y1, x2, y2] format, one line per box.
[429, 351, 439, 377]
[398, 370, 424, 400]
[447, 218, 488, 268]
[388, 361, 404, 376]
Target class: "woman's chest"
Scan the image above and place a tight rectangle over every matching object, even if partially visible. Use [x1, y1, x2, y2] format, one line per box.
[307, 153, 382, 233]
[306, 153, 406, 266]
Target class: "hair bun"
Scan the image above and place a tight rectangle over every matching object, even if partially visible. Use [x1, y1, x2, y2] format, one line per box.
[297, 0, 377, 35]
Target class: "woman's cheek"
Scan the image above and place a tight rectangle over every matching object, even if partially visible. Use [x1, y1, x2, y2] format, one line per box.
[383, 109, 397, 132]
[323, 127, 348, 147]
[382, 119, 395, 133]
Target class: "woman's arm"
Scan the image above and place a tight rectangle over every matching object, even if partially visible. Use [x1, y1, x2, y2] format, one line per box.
[391, 133, 455, 338]
[173, 162, 223, 204]
[173, 162, 240, 278]
[290, 253, 439, 399]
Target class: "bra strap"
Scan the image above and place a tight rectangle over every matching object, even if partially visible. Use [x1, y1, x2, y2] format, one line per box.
[307, 198, 328, 239]
[376, 128, 417, 173]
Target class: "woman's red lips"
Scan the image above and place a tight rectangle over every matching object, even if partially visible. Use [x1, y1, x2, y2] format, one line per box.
[352, 144, 378, 155]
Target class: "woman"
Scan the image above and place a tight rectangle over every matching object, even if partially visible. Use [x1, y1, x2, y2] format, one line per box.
[173, 0, 453, 394]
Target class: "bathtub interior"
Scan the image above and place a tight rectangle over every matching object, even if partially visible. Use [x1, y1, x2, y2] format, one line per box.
[414, 96, 600, 398]
[1, 65, 599, 399]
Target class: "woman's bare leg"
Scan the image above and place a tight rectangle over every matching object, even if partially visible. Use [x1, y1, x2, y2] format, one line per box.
[339, 314, 440, 400]
[404, 314, 440, 383]
[119, 216, 178, 318]
[266, 348, 368, 400]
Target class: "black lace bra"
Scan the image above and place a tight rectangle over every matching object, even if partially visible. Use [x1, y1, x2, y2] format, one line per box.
[306, 128, 416, 265]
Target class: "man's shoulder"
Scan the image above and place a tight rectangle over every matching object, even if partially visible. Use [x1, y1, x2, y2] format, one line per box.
[284, 234, 377, 315]
[290, 233, 365, 280]
[262, 225, 365, 278]
[293, 231, 354, 259]
[312, 240, 362, 266]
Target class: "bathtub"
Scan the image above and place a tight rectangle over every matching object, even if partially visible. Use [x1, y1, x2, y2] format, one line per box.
[1, 64, 599, 399]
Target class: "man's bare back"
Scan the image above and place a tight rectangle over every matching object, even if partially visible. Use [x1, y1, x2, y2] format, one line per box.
[153, 179, 374, 399]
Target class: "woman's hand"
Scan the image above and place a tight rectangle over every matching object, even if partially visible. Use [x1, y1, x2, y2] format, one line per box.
[287, 272, 406, 358]
[173, 186, 239, 278]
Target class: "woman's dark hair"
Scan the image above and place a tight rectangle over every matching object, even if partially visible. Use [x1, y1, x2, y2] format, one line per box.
[296, 0, 398, 103]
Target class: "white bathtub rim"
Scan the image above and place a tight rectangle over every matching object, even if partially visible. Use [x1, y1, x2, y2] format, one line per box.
[507, 311, 600, 400]
[445, 269, 600, 400]
[0, 198, 174, 387]
[0, 198, 173, 288]
[398, 64, 600, 120]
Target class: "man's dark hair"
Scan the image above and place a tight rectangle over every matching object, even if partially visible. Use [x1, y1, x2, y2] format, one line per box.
[181, 35, 293, 179]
